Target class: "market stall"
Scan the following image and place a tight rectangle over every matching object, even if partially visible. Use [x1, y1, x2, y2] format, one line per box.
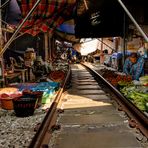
[0, 65, 71, 147]
[96, 67, 148, 113]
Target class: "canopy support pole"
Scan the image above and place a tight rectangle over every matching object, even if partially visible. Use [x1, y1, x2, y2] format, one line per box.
[97, 38, 115, 51]
[0, 0, 10, 9]
[123, 12, 126, 64]
[117, 0, 148, 42]
[0, 0, 3, 50]
[0, 0, 4, 83]
[100, 38, 104, 64]
[0, 0, 41, 56]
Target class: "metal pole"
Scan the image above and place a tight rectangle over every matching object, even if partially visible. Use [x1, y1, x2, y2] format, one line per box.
[100, 38, 104, 64]
[123, 12, 126, 64]
[0, 0, 10, 9]
[117, 0, 148, 42]
[0, 0, 4, 82]
[0, 0, 3, 51]
[0, 0, 41, 56]
[83, 0, 88, 10]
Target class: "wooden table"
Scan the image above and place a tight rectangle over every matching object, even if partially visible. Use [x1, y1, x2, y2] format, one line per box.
[0, 79, 4, 87]
[5, 72, 22, 85]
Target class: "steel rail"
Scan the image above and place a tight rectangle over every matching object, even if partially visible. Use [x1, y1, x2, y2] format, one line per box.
[29, 67, 71, 148]
[82, 63, 148, 138]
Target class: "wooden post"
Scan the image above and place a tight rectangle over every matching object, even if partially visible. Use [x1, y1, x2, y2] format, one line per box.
[0, 0, 5, 85]
[44, 33, 48, 61]
[48, 35, 52, 61]
[0, 0, 3, 51]
[51, 37, 56, 59]
[100, 38, 104, 64]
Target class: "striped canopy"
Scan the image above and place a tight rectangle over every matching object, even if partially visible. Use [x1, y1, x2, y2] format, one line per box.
[20, 0, 76, 36]
[4, 0, 147, 38]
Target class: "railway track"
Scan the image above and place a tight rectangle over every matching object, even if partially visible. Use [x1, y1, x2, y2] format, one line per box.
[29, 64, 148, 148]
[29, 66, 71, 148]
[82, 63, 148, 138]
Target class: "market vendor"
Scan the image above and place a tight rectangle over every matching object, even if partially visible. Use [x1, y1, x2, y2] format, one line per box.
[132, 55, 144, 80]
[32, 56, 51, 81]
[123, 52, 144, 80]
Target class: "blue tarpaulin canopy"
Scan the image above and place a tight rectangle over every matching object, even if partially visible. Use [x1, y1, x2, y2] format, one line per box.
[112, 51, 131, 59]
[57, 19, 75, 35]
[55, 19, 79, 43]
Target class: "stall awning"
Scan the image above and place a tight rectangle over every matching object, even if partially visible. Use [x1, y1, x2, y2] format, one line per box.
[55, 19, 79, 43]
[55, 31, 79, 43]
[56, 19, 75, 35]
[3, 0, 147, 39]
[20, 0, 76, 36]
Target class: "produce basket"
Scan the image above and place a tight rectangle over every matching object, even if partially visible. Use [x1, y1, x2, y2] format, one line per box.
[48, 70, 65, 83]
[0, 88, 22, 110]
[13, 94, 37, 117]
[1, 97, 14, 110]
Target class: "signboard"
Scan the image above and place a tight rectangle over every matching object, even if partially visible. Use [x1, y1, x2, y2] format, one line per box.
[75, 0, 124, 38]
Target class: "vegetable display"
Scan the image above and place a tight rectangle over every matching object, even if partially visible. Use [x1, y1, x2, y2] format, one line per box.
[98, 68, 148, 113]
[120, 85, 148, 112]
[139, 75, 148, 86]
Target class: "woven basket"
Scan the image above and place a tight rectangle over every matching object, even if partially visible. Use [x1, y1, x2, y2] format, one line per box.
[1, 98, 14, 110]
[13, 94, 37, 117]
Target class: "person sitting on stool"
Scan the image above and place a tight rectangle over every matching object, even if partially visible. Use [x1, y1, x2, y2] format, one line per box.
[32, 56, 50, 81]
